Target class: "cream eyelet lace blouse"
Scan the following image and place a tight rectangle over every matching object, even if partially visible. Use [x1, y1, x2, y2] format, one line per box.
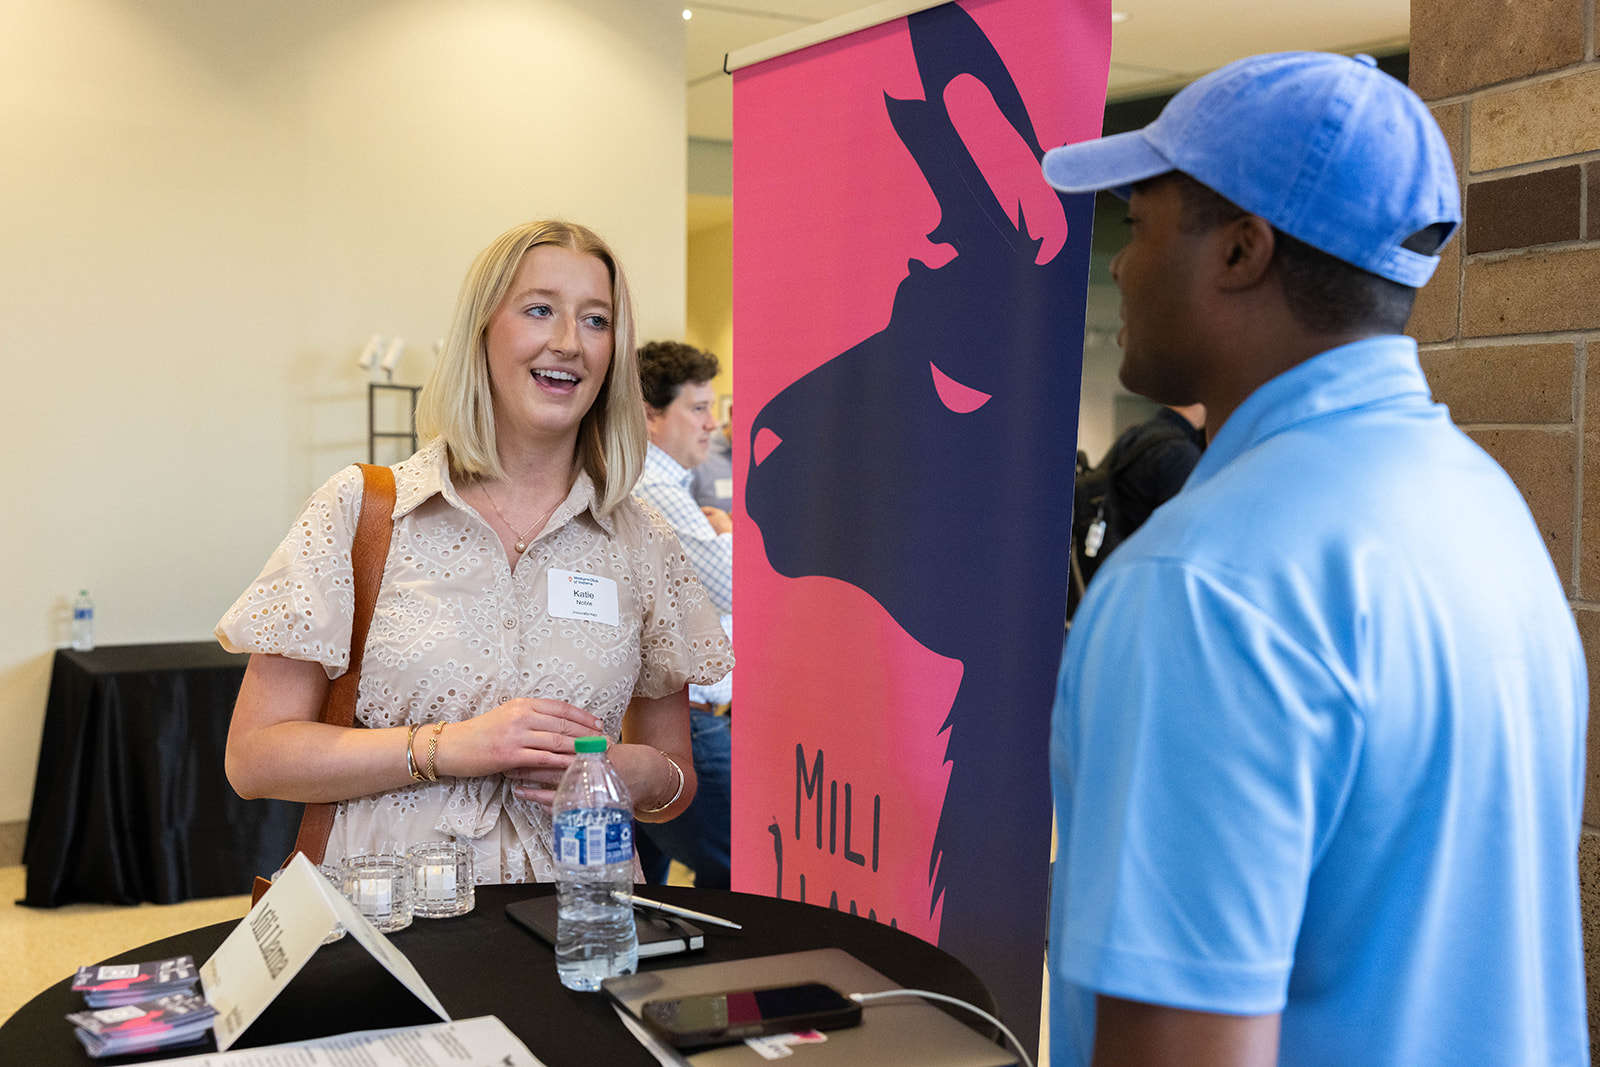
[216, 439, 734, 883]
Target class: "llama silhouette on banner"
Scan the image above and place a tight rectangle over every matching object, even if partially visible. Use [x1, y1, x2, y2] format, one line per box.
[737, 0, 1101, 1047]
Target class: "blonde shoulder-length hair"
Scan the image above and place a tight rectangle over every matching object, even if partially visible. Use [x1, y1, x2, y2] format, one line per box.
[415, 219, 646, 518]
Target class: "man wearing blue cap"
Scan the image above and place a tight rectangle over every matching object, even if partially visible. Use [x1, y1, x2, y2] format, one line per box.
[1041, 52, 1588, 1065]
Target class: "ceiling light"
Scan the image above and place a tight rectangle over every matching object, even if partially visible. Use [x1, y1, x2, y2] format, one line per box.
[1111, 10, 1130, 22]
[682, 8, 692, 18]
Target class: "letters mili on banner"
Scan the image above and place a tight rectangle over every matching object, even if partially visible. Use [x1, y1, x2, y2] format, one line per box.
[732, 0, 1110, 1049]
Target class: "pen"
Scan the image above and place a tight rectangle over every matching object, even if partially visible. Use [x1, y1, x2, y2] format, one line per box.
[613, 891, 744, 930]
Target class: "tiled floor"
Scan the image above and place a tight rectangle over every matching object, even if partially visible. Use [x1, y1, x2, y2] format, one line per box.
[0, 867, 250, 1023]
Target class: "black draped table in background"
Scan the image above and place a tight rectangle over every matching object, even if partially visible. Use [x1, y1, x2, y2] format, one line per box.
[2, 884, 1007, 1065]
[23, 643, 300, 907]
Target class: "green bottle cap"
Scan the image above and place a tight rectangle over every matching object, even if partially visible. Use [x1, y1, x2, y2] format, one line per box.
[574, 736, 607, 754]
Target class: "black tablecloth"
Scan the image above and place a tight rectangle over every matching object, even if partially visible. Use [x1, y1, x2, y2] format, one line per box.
[2, 884, 1006, 1066]
[23, 643, 301, 907]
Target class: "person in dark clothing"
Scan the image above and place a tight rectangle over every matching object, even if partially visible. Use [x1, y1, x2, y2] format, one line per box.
[1098, 404, 1206, 538]
[1070, 403, 1204, 611]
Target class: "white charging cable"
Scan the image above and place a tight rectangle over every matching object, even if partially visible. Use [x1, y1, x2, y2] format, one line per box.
[847, 989, 1035, 1067]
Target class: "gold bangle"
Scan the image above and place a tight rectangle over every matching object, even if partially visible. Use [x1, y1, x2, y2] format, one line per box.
[405, 724, 425, 782]
[425, 722, 445, 782]
[637, 751, 685, 814]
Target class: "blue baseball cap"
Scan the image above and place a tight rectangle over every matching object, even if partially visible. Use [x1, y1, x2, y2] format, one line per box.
[1042, 52, 1460, 288]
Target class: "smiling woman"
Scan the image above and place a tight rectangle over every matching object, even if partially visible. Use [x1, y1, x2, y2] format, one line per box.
[480, 245, 617, 504]
[215, 219, 734, 886]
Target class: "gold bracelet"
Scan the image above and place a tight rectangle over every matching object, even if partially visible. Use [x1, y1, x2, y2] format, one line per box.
[425, 722, 445, 782]
[405, 723, 425, 782]
[637, 750, 685, 814]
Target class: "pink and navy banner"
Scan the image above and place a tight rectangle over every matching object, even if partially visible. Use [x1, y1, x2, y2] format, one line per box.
[731, 0, 1109, 1049]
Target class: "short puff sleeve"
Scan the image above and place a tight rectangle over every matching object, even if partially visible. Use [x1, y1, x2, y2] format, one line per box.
[214, 465, 365, 679]
[628, 502, 734, 700]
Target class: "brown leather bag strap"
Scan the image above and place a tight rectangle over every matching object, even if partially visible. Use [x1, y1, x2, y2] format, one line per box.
[290, 462, 396, 867]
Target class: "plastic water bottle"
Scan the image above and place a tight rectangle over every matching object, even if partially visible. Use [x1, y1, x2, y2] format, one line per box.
[552, 735, 637, 991]
[71, 590, 95, 651]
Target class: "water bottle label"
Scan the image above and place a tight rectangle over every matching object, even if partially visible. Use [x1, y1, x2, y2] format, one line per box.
[74, 608, 91, 620]
[554, 808, 633, 867]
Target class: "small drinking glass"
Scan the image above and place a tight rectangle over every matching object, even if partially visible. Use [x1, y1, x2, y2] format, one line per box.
[342, 853, 413, 932]
[408, 840, 476, 918]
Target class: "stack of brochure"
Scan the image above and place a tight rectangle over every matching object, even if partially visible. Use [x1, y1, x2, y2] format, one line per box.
[66, 992, 218, 1058]
[72, 954, 201, 1007]
[67, 955, 215, 1058]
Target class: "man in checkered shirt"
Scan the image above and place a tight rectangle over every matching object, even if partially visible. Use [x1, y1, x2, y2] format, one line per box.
[634, 340, 733, 889]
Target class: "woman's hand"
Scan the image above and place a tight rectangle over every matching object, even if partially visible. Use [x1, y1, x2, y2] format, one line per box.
[441, 698, 604, 804]
[497, 690, 697, 814]
[227, 655, 606, 805]
[614, 689, 698, 822]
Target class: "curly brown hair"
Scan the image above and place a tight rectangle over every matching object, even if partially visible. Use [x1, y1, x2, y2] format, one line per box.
[638, 341, 720, 410]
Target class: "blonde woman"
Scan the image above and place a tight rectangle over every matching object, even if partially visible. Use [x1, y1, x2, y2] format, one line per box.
[220, 220, 732, 883]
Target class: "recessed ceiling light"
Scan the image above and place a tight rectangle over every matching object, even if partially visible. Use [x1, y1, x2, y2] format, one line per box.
[682, 8, 693, 18]
[1111, 11, 1130, 22]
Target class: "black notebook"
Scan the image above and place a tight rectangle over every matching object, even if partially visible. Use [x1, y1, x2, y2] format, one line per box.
[506, 895, 705, 959]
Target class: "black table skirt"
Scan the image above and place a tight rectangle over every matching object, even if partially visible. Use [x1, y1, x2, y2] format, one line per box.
[1, 884, 1006, 1066]
[23, 643, 301, 907]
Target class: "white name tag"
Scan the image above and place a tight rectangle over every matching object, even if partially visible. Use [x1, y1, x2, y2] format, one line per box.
[548, 569, 620, 626]
[714, 477, 734, 500]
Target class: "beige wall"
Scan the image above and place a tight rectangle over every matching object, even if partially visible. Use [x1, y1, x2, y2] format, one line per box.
[0, 0, 687, 823]
[1406, 0, 1599, 1044]
[686, 216, 735, 407]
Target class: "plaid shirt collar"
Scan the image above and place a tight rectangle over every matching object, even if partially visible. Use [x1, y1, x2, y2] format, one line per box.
[643, 441, 693, 488]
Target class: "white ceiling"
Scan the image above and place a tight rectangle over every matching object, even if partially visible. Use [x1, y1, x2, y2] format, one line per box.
[685, 0, 1409, 142]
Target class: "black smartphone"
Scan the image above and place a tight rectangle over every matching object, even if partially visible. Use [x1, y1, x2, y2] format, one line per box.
[640, 981, 862, 1049]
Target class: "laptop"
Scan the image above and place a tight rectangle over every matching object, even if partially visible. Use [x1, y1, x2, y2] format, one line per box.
[602, 947, 1018, 1066]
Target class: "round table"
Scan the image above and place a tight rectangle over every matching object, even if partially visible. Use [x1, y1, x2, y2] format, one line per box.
[4, 883, 999, 1065]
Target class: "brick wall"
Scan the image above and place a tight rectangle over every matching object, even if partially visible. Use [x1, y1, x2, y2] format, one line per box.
[1407, 0, 1600, 1045]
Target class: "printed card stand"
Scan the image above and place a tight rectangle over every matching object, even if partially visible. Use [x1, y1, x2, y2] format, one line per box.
[200, 853, 449, 1051]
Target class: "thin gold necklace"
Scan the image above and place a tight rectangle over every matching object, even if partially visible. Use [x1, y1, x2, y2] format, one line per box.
[481, 484, 563, 554]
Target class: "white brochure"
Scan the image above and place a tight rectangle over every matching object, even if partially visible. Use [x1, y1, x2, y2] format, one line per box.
[199, 853, 448, 1051]
[154, 1016, 545, 1066]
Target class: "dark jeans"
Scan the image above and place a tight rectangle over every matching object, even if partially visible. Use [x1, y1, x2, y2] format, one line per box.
[636, 708, 731, 889]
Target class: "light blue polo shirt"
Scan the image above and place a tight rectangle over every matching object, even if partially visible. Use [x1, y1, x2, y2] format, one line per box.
[1050, 336, 1588, 1066]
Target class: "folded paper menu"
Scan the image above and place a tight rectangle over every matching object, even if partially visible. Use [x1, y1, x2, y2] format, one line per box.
[200, 853, 448, 1051]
